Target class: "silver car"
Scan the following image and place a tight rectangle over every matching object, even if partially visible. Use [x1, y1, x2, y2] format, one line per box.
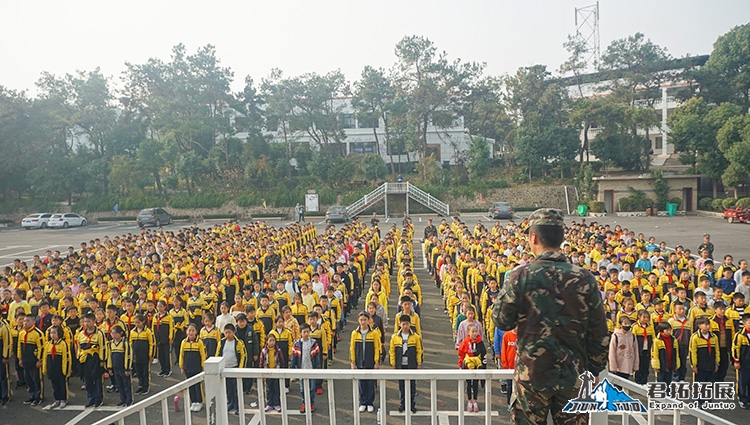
[21, 213, 53, 229]
[137, 208, 172, 228]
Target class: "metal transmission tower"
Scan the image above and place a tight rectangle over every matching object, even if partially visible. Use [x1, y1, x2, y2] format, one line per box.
[575, 2, 600, 69]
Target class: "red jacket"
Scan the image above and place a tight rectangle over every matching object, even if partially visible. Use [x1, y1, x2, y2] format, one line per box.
[501, 330, 517, 369]
[457, 334, 486, 368]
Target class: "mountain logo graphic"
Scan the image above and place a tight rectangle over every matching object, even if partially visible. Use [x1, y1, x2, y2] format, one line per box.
[563, 374, 647, 414]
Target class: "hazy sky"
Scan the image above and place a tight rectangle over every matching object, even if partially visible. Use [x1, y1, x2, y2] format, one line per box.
[1, 0, 748, 95]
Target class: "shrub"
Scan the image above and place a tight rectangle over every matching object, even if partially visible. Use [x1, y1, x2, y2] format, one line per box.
[712, 199, 725, 211]
[736, 198, 750, 207]
[202, 214, 237, 220]
[235, 193, 261, 207]
[169, 192, 228, 209]
[722, 198, 737, 209]
[617, 197, 631, 212]
[698, 197, 713, 210]
[643, 198, 655, 208]
[98, 216, 136, 221]
[588, 200, 606, 213]
[669, 197, 682, 207]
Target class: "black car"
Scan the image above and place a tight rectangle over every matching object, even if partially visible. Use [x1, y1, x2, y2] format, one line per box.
[489, 202, 514, 219]
[137, 208, 172, 228]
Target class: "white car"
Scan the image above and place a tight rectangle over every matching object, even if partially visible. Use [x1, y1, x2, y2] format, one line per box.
[47, 213, 87, 229]
[21, 213, 53, 229]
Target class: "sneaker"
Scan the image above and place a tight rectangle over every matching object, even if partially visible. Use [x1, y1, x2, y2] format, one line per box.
[107, 385, 116, 393]
[59, 401, 67, 409]
[164, 371, 172, 377]
[250, 402, 258, 408]
[474, 402, 480, 412]
[411, 407, 417, 414]
[116, 402, 127, 408]
[275, 406, 281, 412]
[367, 405, 374, 413]
[358, 405, 366, 413]
[84, 401, 94, 408]
[157, 372, 165, 377]
[311, 404, 315, 412]
[398, 405, 405, 413]
[51, 401, 61, 409]
[466, 401, 472, 412]
[81, 384, 86, 390]
[315, 388, 323, 395]
[134, 388, 143, 395]
[265, 405, 273, 412]
[23, 398, 34, 405]
[194, 403, 203, 412]
[152, 358, 159, 365]
[95, 400, 104, 408]
[189, 403, 197, 411]
[1, 398, 10, 406]
[300, 404, 306, 413]
[140, 388, 149, 396]
[508, 405, 512, 412]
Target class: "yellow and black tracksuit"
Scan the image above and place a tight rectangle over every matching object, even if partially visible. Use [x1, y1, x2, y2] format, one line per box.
[152, 313, 174, 375]
[179, 338, 206, 404]
[256, 306, 277, 337]
[668, 316, 692, 380]
[389, 329, 423, 409]
[43, 338, 71, 402]
[350, 326, 381, 407]
[393, 312, 422, 335]
[107, 338, 133, 405]
[130, 326, 155, 391]
[710, 315, 735, 382]
[76, 327, 107, 405]
[187, 296, 206, 328]
[18, 326, 44, 401]
[0, 321, 10, 402]
[732, 328, 750, 405]
[199, 326, 222, 359]
[689, 331, 720, 384]
[290, 303, 308, 326]
[170, 308, 189, 364]
[651, 333, 680, 384]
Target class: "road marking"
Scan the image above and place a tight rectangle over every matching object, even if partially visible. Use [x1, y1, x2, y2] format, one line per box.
[0, 245, 64, 257]
[45, 404, 121, 411]
[439, 413, 450, 425]
[317, 220, 327, 225]
[388, 410, 499, 417]
[0, 245, 30, 251]
[633, 414, 648, 425]
[385, 218, 390, 223]
[65, 410, 93, 425]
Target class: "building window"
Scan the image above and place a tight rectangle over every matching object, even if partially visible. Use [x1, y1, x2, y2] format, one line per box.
[350, 141, 377, 154]
[654, 136, 663, 151]
[358, 117, 379, 129]
[340, 114, 355, 129]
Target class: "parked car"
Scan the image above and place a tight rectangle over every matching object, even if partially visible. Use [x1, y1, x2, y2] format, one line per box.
[47, 213, 87, 228]
[325, 206, 349, 224]
[489, 202, 514, 219]
[21, 213, 53, 229]
[137, 208, 172, 228]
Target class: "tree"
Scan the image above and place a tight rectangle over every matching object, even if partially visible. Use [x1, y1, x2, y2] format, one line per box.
[136, 139, 166, 195]
[466, 137, 491, 182]
[352, 66, 396, 171]
[590, 132, 651, 171]
[698, 23, 750, 107]
[717, 114, 750, 197]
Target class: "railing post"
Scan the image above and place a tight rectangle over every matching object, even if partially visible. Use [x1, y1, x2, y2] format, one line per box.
[204, 357, 228, 425]
[430, 379, 438, 425]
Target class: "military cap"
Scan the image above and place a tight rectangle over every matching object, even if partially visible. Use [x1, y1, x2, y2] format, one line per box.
[523, 208, 565, 234]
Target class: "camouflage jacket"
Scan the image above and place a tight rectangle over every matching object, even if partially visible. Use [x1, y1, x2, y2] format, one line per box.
[492, 251, 609, 392]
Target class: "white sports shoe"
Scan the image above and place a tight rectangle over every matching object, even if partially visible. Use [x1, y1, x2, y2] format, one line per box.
[367, 405, 374, 413]
[359, 405, 366, 412]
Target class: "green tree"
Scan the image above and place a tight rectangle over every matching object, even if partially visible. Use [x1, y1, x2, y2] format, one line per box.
[466, 136, 491, 182]
[352, 66, 395, 169]
[698, 23, 750, 107]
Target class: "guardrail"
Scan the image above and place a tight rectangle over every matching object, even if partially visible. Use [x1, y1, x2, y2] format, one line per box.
[91, 360, 738, 425]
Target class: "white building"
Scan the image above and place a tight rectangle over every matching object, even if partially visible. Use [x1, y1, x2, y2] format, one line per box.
[564, 55, 708, 165]
[236, 97, 492, 166]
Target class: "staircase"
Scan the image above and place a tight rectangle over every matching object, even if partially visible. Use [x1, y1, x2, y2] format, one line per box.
[346, 182, 450, 218]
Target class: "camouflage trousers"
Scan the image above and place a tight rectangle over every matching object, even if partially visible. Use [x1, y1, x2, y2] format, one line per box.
[511, 380, 588, 425]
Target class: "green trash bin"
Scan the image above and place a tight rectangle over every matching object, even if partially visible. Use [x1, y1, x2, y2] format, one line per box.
[666, 203, 678, 216]
[577, 204, 589, 217]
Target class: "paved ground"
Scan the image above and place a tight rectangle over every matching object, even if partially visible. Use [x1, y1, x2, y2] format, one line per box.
[0, 214, 747, 424]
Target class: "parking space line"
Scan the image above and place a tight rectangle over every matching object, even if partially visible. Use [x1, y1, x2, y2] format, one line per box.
[0, 246, 30, 251]
[0, 245, 64, 257]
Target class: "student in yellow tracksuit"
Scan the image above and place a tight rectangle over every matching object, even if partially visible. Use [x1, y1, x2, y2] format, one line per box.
[180, 323, 207, 412]
[651, 322, 679, 390]
[18, 314, 44, 405]
[350, 312, 381, 412]
[389, 315, 423, 413]
[107, 325, 133, 407]
[43, 326, 71, 408]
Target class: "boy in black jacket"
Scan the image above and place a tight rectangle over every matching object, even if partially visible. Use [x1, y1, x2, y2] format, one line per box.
[389, 314, 423, 413]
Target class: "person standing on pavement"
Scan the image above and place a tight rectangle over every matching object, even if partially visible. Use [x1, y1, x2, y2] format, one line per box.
[492, 208, 610, 425]
[698, 234, 714, 260]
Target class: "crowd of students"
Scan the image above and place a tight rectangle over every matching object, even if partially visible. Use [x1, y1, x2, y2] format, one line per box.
[1, 214, 750, 417]
[426, 218, 750, 411]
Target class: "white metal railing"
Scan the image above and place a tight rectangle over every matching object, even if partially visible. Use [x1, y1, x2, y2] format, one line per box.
[92, 361, 739, 425]
[346, 182, 450, 218]
[590, 374, 737, 425]
[94, 357, 513, 425]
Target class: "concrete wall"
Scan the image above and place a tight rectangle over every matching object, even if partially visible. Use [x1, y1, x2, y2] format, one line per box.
[445, 185, 570, 211]
[595, 175, 699, 212]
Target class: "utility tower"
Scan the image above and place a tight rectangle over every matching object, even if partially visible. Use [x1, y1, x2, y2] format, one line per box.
[575, 2, 600, 69]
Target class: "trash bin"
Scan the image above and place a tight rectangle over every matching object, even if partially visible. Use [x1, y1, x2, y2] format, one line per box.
[577, 204, 589, 217]
[666, 203, 678, 216]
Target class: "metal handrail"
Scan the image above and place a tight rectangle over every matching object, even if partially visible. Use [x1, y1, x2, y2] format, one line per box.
[91, 372, 205, 425]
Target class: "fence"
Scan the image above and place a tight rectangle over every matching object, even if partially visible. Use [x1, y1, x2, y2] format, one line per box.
[93, 357, 738, 425]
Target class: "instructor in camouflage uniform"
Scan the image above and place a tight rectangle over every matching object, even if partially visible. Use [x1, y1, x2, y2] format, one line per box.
[492, 208, 610, 425]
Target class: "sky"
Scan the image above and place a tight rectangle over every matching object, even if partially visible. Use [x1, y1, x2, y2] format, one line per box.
[1, 0, 748, 95]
